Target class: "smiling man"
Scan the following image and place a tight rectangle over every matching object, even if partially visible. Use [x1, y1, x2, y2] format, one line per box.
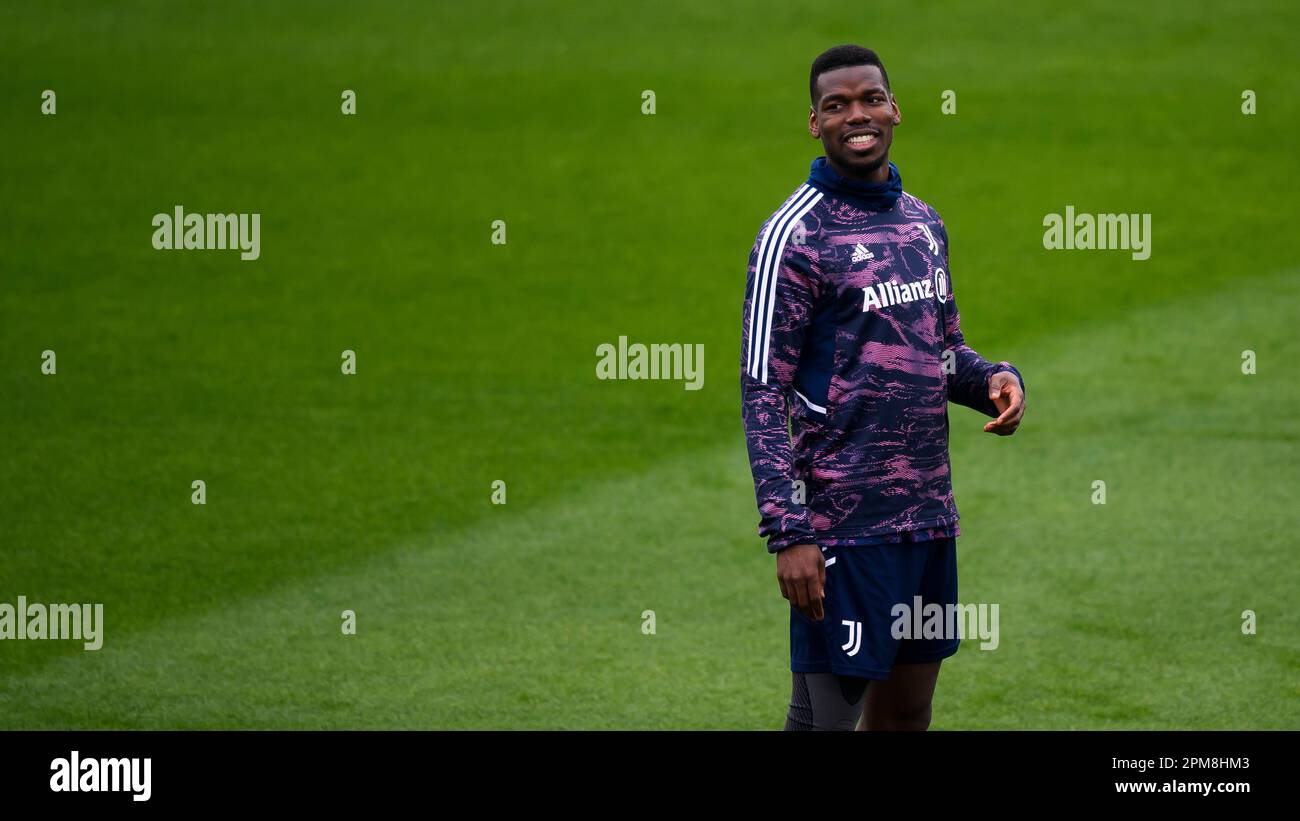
[739, 45, 1025, 731]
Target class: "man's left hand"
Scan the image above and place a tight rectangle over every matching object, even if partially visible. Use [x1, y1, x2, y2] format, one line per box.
[983, 371, 1024, 435]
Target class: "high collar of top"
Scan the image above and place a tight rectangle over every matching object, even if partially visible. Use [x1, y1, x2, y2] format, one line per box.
[807, 156, 903, 213]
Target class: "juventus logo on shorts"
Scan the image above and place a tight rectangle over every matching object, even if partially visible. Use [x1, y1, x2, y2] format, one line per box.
[841, 620, 863, 657]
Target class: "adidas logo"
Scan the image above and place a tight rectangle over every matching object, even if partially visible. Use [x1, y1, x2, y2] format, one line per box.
[851, 243, 874, 263]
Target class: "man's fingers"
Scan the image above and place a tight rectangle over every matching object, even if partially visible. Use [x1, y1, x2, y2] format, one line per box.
[805, 574, 824, 621]
[984, 385, 1024, 433]
[984, 404, 1024, 434]
[790, 577, 808, 612]
[803, 576, 819, 613]
[984, 418, 1016, 434]
[984, 415, 1018, 434]
[816, 553, 825, 619]
[1005, 384, 1023, 409]
[778, 546, 827, 620]
[799, 578, 823, 621]
[789, 579, 804, 610]
[990, 373, 1024, 406]
[984, 406, 1015, 431]
[993, 384, 1021, 411]
[989, 373, 1014, 401]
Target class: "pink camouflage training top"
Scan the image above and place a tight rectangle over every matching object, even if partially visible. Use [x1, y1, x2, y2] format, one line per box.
[740, 158, 1023, 552]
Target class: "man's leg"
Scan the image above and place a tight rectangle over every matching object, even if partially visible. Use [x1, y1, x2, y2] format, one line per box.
[857, 537, 957, 730]
[784, 672, 870, 731]
[857, 661, 942, 731]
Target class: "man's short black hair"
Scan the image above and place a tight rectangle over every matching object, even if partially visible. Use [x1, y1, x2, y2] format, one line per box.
[810, 45, 890, 105]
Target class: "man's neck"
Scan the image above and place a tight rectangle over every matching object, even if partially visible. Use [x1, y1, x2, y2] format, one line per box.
[827, 155, 891, 184]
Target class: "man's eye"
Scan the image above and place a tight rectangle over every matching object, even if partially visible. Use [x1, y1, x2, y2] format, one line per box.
[827, 104, 841, 111]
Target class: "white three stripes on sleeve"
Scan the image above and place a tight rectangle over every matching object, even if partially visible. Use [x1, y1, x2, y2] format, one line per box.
[746, 185, 823, 383]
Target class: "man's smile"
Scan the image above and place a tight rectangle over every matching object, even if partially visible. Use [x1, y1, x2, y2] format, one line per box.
[844, 129, 880, 152]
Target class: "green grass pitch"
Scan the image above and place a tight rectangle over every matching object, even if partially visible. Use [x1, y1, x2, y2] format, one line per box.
[0, 0, 1297, 728]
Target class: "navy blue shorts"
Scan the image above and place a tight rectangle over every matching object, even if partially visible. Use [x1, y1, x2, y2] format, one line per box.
[790, 538, 960, 680]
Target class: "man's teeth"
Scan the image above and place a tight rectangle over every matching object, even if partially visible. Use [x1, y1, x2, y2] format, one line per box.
[848, 134, 876, 146]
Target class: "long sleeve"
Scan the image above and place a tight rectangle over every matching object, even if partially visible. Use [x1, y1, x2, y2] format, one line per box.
[936, 221, 1024, 416]
[740, 230, 820, 552]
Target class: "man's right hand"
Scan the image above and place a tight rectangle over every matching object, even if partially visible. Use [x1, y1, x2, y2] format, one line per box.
[776, 543, 825, 621]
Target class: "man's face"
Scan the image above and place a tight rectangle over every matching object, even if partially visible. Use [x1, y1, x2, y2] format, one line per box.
[809, 64, 900, 181]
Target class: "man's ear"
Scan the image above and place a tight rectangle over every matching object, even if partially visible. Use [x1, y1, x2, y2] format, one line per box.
[890, 95, 901, 125]
[808, 106, 820, 138]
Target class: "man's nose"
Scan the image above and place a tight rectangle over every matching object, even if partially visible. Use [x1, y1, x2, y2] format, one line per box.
[846, 102, 870, 123]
